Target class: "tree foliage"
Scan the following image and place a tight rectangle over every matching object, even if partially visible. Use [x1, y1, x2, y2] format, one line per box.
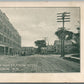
[35, 40, 46, 54]
[55, 27, 80, 53]
[55, 28, 73, 40]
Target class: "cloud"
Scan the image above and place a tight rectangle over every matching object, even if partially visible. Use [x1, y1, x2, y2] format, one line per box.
[0, 7, 80, 46]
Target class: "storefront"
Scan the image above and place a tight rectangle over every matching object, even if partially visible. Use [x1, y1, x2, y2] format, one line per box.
[0, 44, 6, 55]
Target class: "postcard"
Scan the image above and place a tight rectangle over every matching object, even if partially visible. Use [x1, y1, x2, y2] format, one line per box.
[0, 1, 83, 82]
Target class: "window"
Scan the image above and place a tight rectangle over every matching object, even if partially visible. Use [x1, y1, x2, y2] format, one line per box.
[0, 34, 3, 41]
[4, 37, 6, 42]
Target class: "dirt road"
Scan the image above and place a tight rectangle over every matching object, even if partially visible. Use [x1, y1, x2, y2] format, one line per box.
[0, 55, 80, 72]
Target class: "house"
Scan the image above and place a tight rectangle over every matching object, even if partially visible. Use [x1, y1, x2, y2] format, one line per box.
[54, 40, 75, 54]
[41, 45, 55, 54]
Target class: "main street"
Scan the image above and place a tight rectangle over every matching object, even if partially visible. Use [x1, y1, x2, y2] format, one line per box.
[0, 55, 80, 73]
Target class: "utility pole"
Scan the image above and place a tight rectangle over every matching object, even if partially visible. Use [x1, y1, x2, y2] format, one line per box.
[43, 37, 48, 45]
[57, 12, 70, 57]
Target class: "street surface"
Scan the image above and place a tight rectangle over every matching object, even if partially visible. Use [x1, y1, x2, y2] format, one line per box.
[0, 55, 80, 73]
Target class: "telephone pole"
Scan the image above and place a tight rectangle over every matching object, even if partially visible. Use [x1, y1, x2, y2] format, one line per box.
[57, 12, 70, 57]
[43, 37, 48, 46]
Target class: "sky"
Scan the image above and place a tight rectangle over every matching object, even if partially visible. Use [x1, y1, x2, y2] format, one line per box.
[0, 7, 80, 47]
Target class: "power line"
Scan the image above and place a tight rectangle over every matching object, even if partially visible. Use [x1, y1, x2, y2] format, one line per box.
[57, 12, 70, 57]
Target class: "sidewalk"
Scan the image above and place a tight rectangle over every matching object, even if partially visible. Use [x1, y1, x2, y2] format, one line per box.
[63, 54, 80, 63]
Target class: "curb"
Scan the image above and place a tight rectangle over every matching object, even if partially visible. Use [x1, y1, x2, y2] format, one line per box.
[63, 57, 80, 63]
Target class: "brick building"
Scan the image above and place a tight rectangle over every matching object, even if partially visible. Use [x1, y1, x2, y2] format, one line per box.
[0, 10, 21, 55]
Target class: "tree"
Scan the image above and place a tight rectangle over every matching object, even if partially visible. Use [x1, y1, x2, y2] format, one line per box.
[55, 28, 73, 40]
[72, 27, 80, 53]
[55, 28, 73, 56]
[35, 40, 46, 54]
[55, 27, 80, 53]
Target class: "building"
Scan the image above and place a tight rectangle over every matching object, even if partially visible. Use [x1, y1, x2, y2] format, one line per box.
[54, 40, 76, 54]
[0, 10, 21, 55]
[21, 47, 36, 56]
[41, 45, 55, 54]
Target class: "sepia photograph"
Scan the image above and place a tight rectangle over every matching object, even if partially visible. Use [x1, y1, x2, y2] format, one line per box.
[0, 7, 80, 73]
